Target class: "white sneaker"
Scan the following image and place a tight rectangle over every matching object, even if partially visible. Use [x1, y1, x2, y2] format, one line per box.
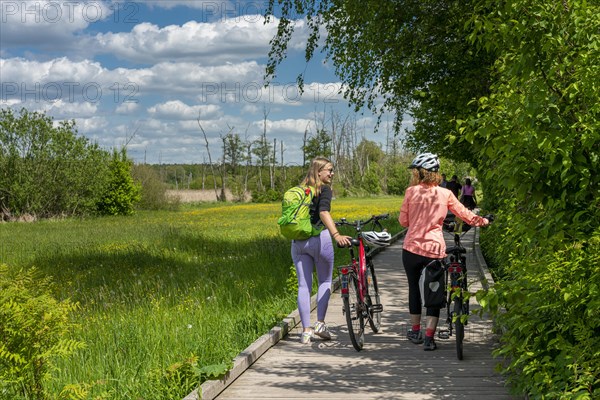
[300, 331, 312, 344]
[314, 321, 332, 340]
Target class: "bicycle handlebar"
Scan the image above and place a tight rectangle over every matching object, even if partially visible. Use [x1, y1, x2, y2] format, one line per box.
[334, 214, 389, 248]
[335, 213, 389, 229]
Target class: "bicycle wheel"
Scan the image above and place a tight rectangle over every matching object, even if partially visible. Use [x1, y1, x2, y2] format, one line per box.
[454, 294, 465, 360]
[365, 261, 382, 333]
[343, 272, 365, 351]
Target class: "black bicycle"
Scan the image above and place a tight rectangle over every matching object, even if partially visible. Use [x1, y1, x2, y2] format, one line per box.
[335, 214, 391, 351]
[435, 212, 493, 360]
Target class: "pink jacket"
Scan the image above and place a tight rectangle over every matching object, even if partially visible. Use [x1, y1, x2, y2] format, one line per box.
[399, 184, 488, 258]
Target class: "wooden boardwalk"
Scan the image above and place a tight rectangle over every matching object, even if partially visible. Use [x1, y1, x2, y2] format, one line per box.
[187, 228, 522, 400]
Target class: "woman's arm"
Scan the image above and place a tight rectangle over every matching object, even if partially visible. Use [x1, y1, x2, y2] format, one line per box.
[448, 194, 488, 226]
[320, 210, 352, 246]
[399, 190, 410, 227]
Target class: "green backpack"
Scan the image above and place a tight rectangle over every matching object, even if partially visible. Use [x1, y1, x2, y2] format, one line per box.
[277, 186, 323, 240]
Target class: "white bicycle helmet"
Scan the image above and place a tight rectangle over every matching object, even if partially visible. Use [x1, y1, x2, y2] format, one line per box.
[362, 231, 392, 247]
[408, 152, 440, 172]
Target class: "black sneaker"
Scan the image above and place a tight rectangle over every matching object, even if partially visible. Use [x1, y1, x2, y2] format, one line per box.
[424, 336, 437, 351]
[406, 329, 424, 344]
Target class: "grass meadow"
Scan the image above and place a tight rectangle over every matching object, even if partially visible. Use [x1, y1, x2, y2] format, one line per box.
[0, 196, 403, 399]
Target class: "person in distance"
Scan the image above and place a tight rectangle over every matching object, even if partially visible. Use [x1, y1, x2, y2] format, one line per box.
[460, 178, 477, 210]
[445, 174, 461, 199]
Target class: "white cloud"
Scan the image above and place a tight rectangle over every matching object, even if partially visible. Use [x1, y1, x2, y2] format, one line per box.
[259, 118, 313, 135]
[71, 116, 109, 134]
[0, 57, 265, 104]
[93, 16, 306, 65]
[1, 57, 103, 82]
[0, 0, 111, 48]
[115, 102, 140, 114]
[45, 100, 98, 118]
[147, 100, 221, 120]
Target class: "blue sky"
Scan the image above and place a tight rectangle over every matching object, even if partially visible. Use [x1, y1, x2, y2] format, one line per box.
[1, 0, 407, 164]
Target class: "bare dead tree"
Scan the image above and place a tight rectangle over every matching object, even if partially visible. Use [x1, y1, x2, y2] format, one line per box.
[201, 154, 207, 190]
[270, 137, 276, 190]
[243, 124, 251, 196]
[280, 140, 285, 183]
[253, 106, 271, 192]
[302, 122, 309, 166]
[123, 123, 140, 149]
[218, 124, 236, 202]
[197, 113, 220, 201]
[329, 110, 350, 182]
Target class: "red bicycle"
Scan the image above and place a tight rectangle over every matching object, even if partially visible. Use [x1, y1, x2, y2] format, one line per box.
[336, 214, 391, 351]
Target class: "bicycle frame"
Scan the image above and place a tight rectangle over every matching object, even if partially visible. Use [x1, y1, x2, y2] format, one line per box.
[337, 214, 388, 351]
[338, 215, 385, 303]
[439, 214, 471, 360]
[339, 236, 367, 300]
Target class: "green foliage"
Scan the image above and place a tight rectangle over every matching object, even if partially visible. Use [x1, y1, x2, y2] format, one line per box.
[265, 0, 494, 163]
[302, 129, 332, 163]
[97, 149, 141, 216]
[147, 356, 231, 400]
[285, 264, 298, 294]
[464, 4, 600, 394]
[361, 164, 382, 194]
[221, 132, 246, 175]
[251, 188, 281, 203]
[465, 0, 600, 240]
[478, 229, 600, 399]
[385, 163, 410, 195]
[0, 264, 85, 399]
[356, 139, 385, 164]
[132, 164, 178, 210]
[0, 108, 110, 218]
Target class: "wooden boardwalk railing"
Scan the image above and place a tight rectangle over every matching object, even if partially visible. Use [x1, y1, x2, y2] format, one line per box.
[185, 228, 522, 400]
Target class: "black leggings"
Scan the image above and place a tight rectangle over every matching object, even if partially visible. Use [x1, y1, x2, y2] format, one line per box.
[402, 249, 441, 318]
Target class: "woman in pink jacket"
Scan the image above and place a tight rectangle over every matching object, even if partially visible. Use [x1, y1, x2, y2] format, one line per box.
[399, 153, 490, 351]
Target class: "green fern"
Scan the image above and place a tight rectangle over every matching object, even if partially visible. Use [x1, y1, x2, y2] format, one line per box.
[0, 264, 86, 399]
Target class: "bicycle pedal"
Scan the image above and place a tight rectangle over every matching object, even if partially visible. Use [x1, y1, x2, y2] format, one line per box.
[437, 330, 450, 340]
[370, 304, 383, 313]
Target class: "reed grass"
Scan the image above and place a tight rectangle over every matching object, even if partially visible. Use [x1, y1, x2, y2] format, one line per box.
[0, 196, 402, 399]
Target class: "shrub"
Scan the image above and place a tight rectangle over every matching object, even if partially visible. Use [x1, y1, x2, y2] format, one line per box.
[0, 108, 110, 218]
[361, 165, 382, 194]
[132, 164, 177, 210]
[478, 229, 600, 398]
[385, 163, 411, 195]
[0, 265, 85, 399]
[252, 188, 281, 203]
[96, 149, 141, 216]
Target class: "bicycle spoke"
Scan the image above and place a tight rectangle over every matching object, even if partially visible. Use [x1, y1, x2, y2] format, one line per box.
[366, 261, 382, 333]
[454, 295, 464, 360]
[343, 273, 364, 351]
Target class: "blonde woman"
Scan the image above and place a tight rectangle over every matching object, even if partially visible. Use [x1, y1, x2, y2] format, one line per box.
[399, 153, 489, 351]
[293, 157, 351, 344]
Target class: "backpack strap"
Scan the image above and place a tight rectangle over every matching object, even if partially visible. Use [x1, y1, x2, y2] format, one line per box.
[291, 186, 314, 220]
